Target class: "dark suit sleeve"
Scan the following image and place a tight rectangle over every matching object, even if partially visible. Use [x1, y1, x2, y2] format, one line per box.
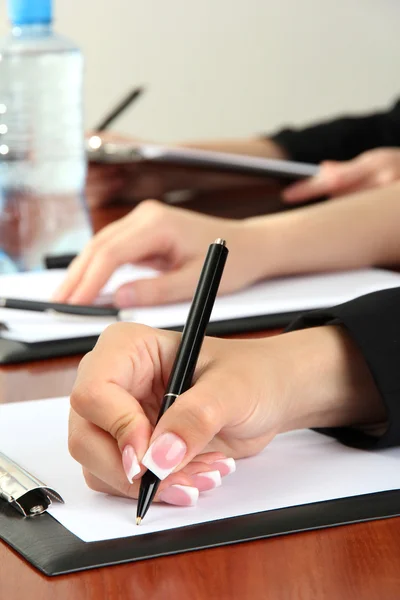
[270, 99, 400, 164]
[286, 287, 400, 448]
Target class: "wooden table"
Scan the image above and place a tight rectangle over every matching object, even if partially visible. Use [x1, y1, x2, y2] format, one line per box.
[1, 189, 400, 600]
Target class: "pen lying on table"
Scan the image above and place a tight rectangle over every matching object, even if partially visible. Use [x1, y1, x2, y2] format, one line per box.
[0, 298, 119, 318]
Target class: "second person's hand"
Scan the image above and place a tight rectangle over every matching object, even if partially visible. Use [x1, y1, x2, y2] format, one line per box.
[283, 148, 400, 203]
[52, 200, 269, 307]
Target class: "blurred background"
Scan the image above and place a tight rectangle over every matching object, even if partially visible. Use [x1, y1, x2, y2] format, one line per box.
[1, 0, 399, 141]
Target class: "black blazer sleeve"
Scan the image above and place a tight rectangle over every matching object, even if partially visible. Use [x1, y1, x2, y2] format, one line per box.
[270, 99, 400, 164]
[286, 287, 400, 449]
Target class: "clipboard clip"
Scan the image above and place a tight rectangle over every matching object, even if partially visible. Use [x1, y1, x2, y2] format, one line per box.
[0, 451, 64, 517]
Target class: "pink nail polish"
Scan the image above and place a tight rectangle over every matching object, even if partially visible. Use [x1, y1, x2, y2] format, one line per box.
[122, 445, 140, 483]
[192, 470, 222, 492]
[159, 485, 199, 507]
[211, 458, 236, 477]
[142, 432, 187, 480]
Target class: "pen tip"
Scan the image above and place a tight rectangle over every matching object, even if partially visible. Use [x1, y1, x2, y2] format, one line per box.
[214, 238, 226, 246]
[136, 517, 142, 526]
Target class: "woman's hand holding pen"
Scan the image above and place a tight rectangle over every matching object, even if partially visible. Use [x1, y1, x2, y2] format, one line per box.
[68, 322, 385, 507]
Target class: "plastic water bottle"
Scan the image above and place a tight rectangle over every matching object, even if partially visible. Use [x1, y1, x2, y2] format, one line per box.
[0, 0, 92, 273]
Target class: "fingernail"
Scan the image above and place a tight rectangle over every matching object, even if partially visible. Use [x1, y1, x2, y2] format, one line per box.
[159, 484, 199, 507]
[115, 286, 135, 308]
[142, 432, 187, 480]
[192, 470, 222, 492]
[211, 458, 236, 477]
[122, 445, 141, 483]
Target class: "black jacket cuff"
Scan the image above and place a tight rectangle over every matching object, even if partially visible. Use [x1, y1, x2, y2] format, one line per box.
[286, 288, 400, 449]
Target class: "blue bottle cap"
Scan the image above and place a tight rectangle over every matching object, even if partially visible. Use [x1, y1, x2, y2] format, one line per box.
[7, 0, 52, 25]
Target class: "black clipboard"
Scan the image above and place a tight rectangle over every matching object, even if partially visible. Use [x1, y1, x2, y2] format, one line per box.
[1, 490, 400, 576]
[0, 310, 306, 365]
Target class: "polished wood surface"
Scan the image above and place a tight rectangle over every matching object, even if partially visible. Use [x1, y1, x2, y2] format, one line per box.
[1, 189, 400, 600]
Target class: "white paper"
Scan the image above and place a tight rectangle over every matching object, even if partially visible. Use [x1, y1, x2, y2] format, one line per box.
[0, 397, 399, 543]
[1, 267, 400, 344]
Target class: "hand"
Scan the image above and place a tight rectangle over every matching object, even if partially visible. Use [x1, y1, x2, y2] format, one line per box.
[283, 148, 400, 204]
[68, 323, 385, 506]
[53, 200, 267, 307]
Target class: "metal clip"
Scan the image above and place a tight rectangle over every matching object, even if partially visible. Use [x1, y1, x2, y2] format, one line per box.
[0, 452, 64, 517]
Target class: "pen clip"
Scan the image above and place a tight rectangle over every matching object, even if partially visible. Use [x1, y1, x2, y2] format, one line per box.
[0, 452, 64, 517]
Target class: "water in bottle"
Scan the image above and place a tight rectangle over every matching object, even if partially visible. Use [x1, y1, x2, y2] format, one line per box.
[0, 0, 92, 273]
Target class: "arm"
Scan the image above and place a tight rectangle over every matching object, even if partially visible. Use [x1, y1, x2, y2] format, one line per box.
[254, 180, 400, 278]
[67, 303, 389, 504]
[271, 99, 400, 164]
[54, 182, 400, 306]
[287, 287, 400, 449]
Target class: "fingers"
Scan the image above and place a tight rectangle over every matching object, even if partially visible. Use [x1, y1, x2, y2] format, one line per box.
[114, 259, 203, 307]
[282, 160, 369, 203]
[83, 470, 199, 507]
[73, 419, 233, 507]
[52, 217, 128, 302]
[141, 378, 234, 480]
[70, 323, 178, 468]
[53, 200, 171, 304]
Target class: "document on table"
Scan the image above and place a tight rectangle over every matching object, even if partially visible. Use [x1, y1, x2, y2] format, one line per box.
[1, 266, 400, 344]
[0, 397, 399, 543]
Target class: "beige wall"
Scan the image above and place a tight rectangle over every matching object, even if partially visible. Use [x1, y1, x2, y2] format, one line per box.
[1, 0, 399, 141]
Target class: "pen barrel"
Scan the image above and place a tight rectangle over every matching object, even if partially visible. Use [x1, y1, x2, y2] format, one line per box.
[161, 241, 228, 410]
[137, 240, 228, 522]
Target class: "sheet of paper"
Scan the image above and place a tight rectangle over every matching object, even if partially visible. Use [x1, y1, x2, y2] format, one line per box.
[1, 267, 400, 344]
[0, 397, 399, 543]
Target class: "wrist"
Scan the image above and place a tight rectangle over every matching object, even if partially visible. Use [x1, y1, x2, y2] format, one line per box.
[274, 326, 386, 432]
[240, 213, 297, 280]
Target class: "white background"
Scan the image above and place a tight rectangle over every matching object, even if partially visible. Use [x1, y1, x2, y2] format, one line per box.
[1, 0, 399, 142]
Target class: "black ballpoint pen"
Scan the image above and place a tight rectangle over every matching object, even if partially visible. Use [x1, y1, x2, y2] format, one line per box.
[136, 238, 228, 525]
[94, 86, 145, 132]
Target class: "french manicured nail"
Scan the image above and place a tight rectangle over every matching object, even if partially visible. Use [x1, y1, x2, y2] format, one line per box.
[192, 470, 222, 492]
[122, 445, 140, 483]
[211, 458, 236, 477]
[159, 485, 199, 507]
[142, 432, 187, 480]
[115, 286, 135, 308]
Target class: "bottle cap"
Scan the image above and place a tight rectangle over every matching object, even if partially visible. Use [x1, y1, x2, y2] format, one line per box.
[7, 0, 52, 26]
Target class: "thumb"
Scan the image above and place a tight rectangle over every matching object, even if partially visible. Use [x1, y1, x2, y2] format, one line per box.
[141, 382, 226, 480]
[114, 261, 203, 307]
[282, 167, 333, 203]
[285, 158, 373, 203]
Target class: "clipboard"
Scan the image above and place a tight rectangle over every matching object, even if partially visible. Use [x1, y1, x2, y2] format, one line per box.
[1, 396, 400, 577]
[0, 311, 303, 365]
[1, 489, 400, 576]
[86, 142, 319, 181]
